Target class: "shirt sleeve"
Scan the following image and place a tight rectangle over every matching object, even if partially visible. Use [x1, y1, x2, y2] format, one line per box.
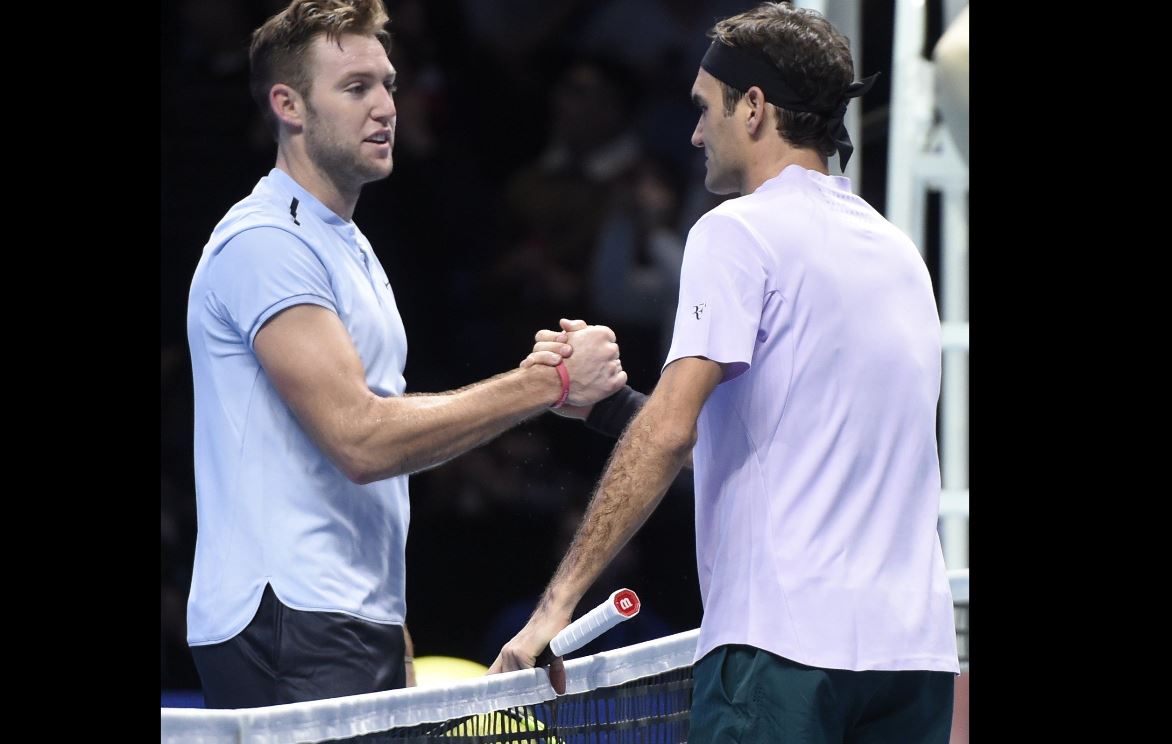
[206, 226, 338, 349]
[663, 212, 769, 383]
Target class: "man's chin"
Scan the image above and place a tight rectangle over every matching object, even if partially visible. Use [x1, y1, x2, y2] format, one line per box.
[361, 161, 394, 183]
[705, 174, 735, 196]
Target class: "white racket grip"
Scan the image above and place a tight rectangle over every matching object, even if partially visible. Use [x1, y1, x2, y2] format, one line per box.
[550, 588, 640, 657]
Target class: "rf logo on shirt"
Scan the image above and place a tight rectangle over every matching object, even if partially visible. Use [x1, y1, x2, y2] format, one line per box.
[693, 303, 707, 320]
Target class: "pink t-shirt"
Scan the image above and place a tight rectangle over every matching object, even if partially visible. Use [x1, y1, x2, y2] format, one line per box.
[665, 164, 959, 673]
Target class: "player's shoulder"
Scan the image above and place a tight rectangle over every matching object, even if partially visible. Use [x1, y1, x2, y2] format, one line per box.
[688, 199, 772, 256]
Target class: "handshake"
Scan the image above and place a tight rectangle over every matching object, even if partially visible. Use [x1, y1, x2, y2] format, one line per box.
[521, 318, 627, 415]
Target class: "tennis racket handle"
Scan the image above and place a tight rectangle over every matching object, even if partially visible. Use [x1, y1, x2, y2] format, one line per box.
[549, 588, 640, 657]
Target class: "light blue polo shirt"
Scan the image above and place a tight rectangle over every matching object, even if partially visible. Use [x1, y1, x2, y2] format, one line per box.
[186, 168, 410, 646]
[665, 164, 959, 674]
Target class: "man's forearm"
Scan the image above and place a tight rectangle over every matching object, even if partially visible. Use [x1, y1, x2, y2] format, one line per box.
[258, 307, 621, 484]
[487, 358, 718, 682]
[344, 364, 561, 482]
[540, 394, 695, 616]
[583, 385, 694, 470]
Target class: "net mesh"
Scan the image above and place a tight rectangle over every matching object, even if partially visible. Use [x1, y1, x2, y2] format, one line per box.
[347, 666, 691, 743]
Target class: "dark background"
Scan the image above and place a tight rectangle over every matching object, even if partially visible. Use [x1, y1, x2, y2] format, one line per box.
[161, 0, 947, 694]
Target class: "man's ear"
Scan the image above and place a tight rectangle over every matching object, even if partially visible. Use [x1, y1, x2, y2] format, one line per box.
[270, 83, 306, 130]
[744, 85, 768, 136]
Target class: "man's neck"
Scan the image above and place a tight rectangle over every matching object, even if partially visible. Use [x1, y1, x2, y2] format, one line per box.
[275, 148, 358, 221]
[739, 147, 828, 195]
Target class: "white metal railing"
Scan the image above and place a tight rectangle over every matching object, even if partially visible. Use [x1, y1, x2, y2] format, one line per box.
[797, 1, 970, 568]
[887, 0, 970, 569]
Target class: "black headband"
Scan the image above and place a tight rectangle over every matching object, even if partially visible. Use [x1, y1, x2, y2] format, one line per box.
[699, 40, 878, 169]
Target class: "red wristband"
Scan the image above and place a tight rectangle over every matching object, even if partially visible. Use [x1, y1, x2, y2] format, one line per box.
[551, 362, 571, 409]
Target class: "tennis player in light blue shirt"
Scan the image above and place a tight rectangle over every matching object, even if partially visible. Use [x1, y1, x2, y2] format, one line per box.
[184, 0, 626, 708]
[188, 167, 411, 646]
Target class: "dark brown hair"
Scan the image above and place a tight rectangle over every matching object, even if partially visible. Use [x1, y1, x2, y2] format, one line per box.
[709, 2, 854, 156]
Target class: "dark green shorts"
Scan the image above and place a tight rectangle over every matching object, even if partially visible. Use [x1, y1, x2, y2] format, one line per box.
[690, 644, 954, 743]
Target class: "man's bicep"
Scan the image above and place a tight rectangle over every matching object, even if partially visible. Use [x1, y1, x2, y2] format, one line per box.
[653, 356, 724, 420]
[253, 304, 374, 449]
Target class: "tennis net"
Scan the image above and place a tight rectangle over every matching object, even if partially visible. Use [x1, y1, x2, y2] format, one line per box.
[163, 627, 695, 743]
[162, 571, 968, 743]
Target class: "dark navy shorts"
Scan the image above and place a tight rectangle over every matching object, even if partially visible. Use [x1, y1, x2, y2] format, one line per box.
[690, 644, 954, 743]
[190, 584, 406, 709]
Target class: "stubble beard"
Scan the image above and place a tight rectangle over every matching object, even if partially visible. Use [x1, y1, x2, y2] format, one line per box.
[304, 108, 393, 195]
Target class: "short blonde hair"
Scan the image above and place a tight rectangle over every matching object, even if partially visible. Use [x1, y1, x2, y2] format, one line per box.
[249, 0, 392, 138]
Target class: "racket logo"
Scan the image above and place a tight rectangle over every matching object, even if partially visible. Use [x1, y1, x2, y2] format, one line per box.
[619, 597, 633, 611]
